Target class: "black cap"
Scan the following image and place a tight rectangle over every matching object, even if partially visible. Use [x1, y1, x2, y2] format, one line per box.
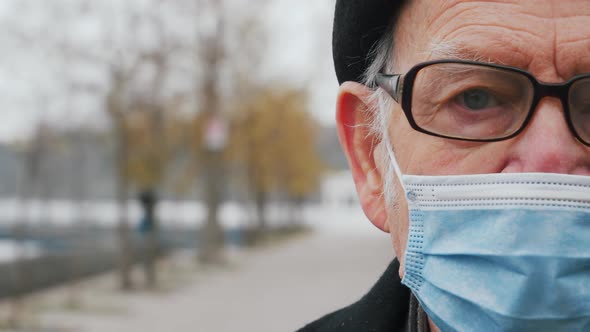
[332, 0, 405, 85]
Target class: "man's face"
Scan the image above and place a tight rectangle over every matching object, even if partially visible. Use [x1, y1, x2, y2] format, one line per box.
[337, 0, 590, 276]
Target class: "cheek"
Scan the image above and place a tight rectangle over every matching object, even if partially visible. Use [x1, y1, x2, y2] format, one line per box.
[398, 135, 514, 175]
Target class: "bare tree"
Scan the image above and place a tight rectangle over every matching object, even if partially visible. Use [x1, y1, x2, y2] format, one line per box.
[193, 0, 228, 264]
[57, 0, 187, 289]
[193, 0, 271, 261]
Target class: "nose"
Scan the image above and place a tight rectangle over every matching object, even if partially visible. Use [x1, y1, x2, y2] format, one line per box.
[502, 97, 590, 175]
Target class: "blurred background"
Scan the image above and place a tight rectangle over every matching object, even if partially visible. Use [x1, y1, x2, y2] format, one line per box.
[0, 1, 393, 331]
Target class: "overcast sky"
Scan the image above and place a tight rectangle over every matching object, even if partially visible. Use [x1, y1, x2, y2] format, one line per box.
[0, 0, 339, 142]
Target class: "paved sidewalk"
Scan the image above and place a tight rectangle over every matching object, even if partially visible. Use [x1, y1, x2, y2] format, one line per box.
[33, 230, 394, 332]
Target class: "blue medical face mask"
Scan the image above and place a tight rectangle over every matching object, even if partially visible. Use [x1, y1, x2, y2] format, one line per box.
[384, 139, 590, 332]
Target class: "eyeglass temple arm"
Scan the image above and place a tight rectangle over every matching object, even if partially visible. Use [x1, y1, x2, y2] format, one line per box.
[376, 74, 402, 103]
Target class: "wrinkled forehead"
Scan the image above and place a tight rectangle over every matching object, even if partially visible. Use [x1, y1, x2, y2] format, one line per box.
[394, 0, 590, 82]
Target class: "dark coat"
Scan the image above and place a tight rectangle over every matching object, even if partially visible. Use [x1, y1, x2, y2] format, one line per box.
[298, 259, 410, 332]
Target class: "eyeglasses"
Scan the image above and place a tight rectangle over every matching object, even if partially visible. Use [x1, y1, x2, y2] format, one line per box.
[376, 60, 590, 147]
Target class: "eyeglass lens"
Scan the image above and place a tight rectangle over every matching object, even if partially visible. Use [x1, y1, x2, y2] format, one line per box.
[569, 78, 590, 144]
[411, 63, 535, 140]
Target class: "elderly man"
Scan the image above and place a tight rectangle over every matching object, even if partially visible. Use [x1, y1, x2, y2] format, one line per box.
[300, 1, 590, 331]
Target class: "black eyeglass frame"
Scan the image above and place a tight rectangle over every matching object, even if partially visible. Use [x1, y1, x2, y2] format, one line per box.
[376, 59, 590, 146]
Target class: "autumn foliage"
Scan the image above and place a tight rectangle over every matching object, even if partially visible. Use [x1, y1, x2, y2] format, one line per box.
[227, 86, 325, 229]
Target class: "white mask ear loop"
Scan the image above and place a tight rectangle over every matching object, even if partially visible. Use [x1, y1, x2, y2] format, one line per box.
[383, 130, 407, 194]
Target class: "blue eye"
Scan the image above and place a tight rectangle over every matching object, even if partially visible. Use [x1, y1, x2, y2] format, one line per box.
[457, 89, 498, 111]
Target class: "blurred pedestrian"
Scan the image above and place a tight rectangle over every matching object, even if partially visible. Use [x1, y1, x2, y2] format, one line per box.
[138, 189, 158, 287]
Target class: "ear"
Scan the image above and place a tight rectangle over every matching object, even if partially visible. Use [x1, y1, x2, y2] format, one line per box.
[336, 82, 389, 232]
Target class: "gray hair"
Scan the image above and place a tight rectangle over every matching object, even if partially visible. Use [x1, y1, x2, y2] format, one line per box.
[362, 26, 398, 205]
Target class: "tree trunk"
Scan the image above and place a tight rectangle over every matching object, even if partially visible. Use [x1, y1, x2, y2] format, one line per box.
[115, 127, 133, 290]
[198, 150, 225, 264]
[8, 222, 26, 328]
[66, 136, 89, 308]
[9, 139, 42, 326]
[195, 0, 226, 264]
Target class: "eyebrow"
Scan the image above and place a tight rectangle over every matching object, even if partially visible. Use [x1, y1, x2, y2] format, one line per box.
[424, 40, 503, 65]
